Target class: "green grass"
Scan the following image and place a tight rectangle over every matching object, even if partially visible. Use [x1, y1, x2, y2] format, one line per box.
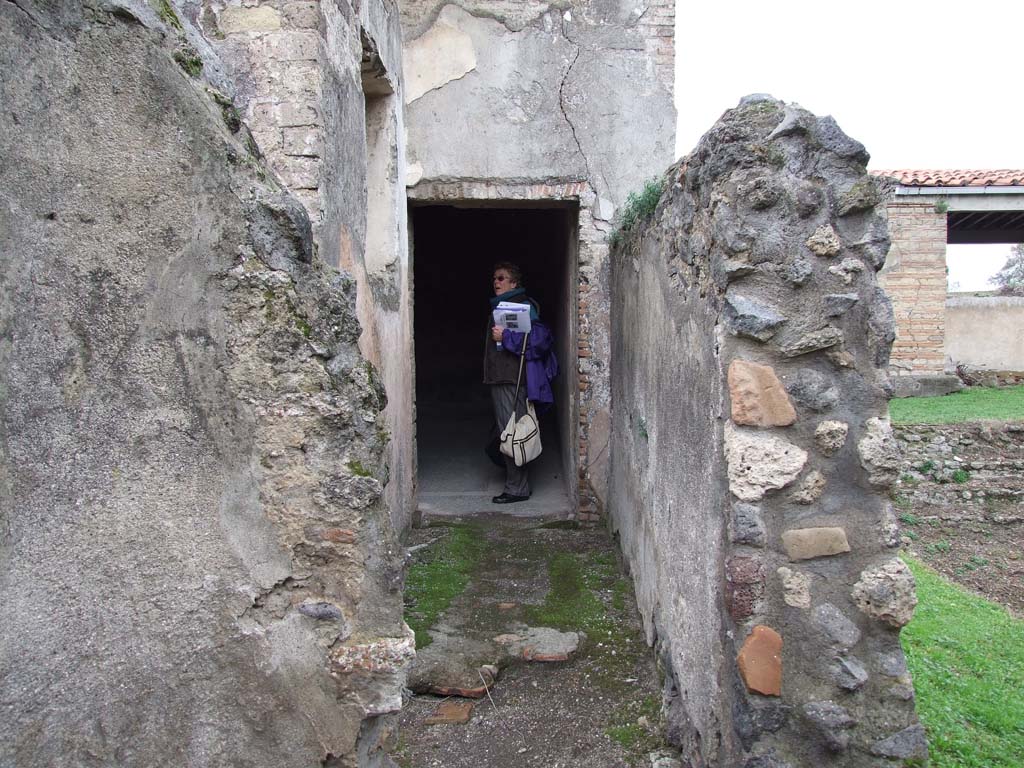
[403, 524, 486, 648]
[890, 385, 1024, 425]
[901, 556, 1024, 767]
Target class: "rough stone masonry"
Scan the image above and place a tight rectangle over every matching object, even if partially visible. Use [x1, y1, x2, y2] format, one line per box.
[0, 2, 409, 766]
[609, 96, 924, 767]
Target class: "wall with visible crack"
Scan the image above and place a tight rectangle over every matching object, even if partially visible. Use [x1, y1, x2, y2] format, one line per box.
[400, 0, 676, 518]
[609, 96, 924, 767]
[0, 1, 410, 766]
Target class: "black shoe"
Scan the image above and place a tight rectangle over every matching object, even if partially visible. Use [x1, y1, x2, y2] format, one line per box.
[492, 493, 529, 504]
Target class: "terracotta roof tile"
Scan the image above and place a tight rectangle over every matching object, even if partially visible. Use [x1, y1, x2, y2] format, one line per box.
[871, 169, 1024, 187]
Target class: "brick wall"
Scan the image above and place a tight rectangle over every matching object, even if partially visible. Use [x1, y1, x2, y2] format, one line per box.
[636, 0, 675, 94]
[198, 1, 330, 235]
[878, 202, 948, 375]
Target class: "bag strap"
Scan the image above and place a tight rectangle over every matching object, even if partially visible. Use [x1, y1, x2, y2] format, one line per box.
[511, 332, 529, 413]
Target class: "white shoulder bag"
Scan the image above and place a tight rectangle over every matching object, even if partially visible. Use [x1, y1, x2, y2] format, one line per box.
[499, 333, 542, 467]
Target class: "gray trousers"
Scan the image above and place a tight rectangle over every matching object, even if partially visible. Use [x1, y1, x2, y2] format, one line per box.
[490, 384, 531, 497]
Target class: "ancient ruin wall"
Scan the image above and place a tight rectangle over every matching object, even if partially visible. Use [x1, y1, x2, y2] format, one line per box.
[399, 0, 676, 518]
[609, 97, 924, 767]
[0, 3, 409, 765]
[186, 0, 417, 533]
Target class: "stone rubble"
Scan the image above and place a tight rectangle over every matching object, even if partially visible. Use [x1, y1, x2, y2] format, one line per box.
[724, 423, 809, 502]
[851, 559, 918, 628]
[609, 97, 923, 766]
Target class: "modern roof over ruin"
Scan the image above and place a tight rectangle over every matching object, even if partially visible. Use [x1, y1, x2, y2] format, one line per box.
[872, 170, 1024, 244]
[872, 169, 1024, 187]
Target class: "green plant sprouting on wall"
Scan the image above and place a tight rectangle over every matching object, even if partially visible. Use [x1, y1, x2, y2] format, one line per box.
[173, 47, 203, 78]
[609, 177, 664, 247]
[157, 0, 183, 31]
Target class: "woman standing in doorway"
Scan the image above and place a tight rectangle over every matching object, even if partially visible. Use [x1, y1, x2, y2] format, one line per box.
[484, 262, 556, 504]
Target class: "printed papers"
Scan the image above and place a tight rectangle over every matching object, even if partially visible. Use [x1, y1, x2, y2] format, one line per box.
[492, 302, 532, 334]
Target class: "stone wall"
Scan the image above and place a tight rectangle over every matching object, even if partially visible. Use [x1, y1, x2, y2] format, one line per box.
[894, 422, 1024, 512]
[946, 295, 1024, 373]
[609, 97, 924, 767]
[184, 0, 417, 533]
[399, 0, 676, 519]
[0, 3, 409, 766]
[878, 202, 948, 376]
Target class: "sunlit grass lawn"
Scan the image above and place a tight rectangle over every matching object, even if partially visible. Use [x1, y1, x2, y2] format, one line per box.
[889, 384, 1024, 425]
[901, 556, 1024, 767]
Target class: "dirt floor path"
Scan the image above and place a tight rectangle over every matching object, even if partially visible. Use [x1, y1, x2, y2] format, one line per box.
[396, 516, 678, 768]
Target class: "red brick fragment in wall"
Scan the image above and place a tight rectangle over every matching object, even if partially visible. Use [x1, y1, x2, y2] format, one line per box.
[725, 554, 766, 621]
[737, 625, 782, 696]
[727, 360, 796, 427]
[320, 527, 356, 544]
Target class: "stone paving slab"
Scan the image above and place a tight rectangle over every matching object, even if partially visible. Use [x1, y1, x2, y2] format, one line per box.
[397, 519, 674, 767]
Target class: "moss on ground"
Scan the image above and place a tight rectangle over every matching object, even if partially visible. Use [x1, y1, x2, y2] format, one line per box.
[404, 524, 486, 648]
[401, 524, 665, 764]
[522, 547, 666, 757]
[524, 547, 655, 696]
[606, 694, 664, 757]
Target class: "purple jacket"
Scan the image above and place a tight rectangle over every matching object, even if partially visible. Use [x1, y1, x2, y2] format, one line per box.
[502, 322, 559, 409]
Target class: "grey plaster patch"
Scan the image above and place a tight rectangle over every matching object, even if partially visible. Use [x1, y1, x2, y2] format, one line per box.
[785, 369, 839, 412]
[870, 724, 928, 759]
[823, 292, 859, 317]
[812, 603, 861, 649]
[803, 701, 856, 752]
[877, 650, 908, 678]
[731, 502, 766, 547]
[723, 294, 786, 341]
[830, 655, 869, 691]
[778, 325, 844, 357]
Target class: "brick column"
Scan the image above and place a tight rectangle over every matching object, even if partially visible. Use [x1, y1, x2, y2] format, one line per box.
[879, 202, 948, 375]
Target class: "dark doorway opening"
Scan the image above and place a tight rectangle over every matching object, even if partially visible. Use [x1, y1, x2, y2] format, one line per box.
[412, 204, 577, 517]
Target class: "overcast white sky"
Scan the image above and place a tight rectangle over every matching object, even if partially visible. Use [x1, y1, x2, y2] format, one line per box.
[673, 0, 1024, 290]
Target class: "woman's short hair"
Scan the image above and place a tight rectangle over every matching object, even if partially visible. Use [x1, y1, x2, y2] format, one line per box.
[492, 261, 523, 286]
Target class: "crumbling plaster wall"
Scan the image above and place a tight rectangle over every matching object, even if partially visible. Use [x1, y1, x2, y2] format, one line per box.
[609, 97, 924, 767]
[1, 2, 409, 766]
[399, 0, 675, 518]
[183, 0, 416, 532]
